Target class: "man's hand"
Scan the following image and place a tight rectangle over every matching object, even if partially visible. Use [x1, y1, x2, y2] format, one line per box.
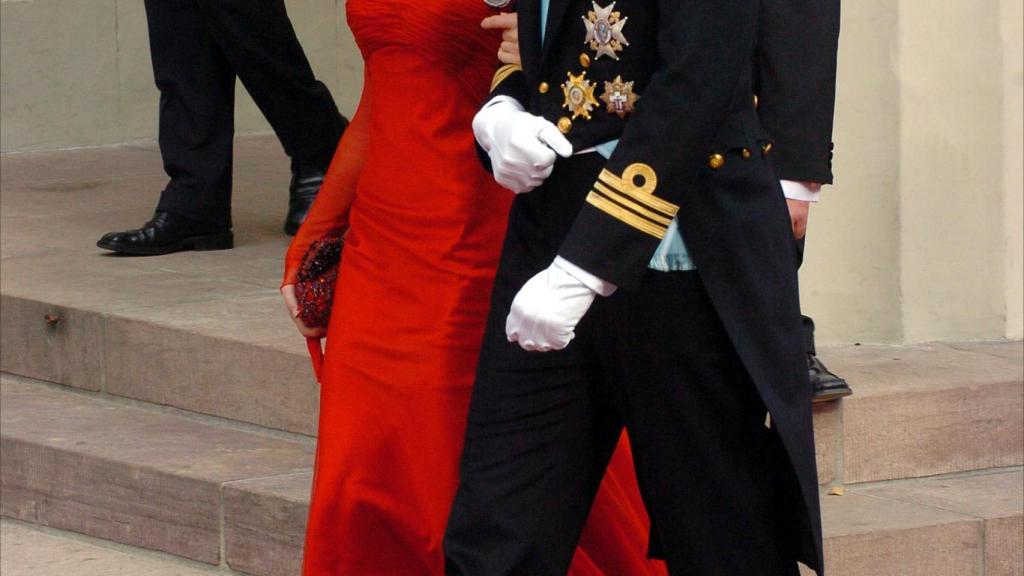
[281, 284, 327, 339]
[473, 98, 573, 194]
[481, 13, 521, 65]
[781, 181, 821, 240]
[785, 199, 810, 240]
[506, 258, 616, 352]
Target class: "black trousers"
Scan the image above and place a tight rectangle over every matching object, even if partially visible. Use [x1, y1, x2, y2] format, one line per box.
[144, 0, 347, 228]
[793, 237, 817, 356]
[444, 156, 802, 576]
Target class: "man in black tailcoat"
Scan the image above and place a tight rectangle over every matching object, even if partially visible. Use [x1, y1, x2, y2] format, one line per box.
[444, 0, 840, 573]
[755, 0, 850, 402]
[97, 0, 348, 255]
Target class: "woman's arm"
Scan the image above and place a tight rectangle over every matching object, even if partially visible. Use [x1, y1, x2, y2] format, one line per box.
[282, 73, 372, 287]
[281, 74, 371, 339]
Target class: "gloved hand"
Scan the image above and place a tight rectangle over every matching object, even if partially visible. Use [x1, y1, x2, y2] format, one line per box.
[506, 257, 616, 352]
[473, 96, 573, 194]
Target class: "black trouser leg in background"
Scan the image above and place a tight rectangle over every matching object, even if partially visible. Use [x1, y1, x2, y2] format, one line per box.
[793, 236, 816, 355]
[146, 0, 346, 229]
[146, 0, 236, 228]
[196, 0, 346, 166]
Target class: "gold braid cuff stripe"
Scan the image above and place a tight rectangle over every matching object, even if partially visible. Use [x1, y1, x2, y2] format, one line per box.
[586, 192, 667, 238]
[596, 168, 678, 217]
[586, 163, 678, 238]
[490, 64, 523, 93]
[593, 182, 673, 226]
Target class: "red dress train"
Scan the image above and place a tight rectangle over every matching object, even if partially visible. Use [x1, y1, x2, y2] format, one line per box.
[284, 1, 667, 574]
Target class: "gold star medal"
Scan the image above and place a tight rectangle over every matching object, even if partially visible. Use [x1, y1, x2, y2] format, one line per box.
[583, 1, 629, 61]
[562, 71, 599, 120]
[600, 76, 638, 118]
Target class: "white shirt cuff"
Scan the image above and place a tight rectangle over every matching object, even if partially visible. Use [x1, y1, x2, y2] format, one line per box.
[781, 180, 822, 203]
[553, 256, 618, 297]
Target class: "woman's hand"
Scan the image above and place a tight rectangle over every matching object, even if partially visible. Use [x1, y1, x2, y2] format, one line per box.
[482, 13, 521, 65]
[281, 284, 328, 339]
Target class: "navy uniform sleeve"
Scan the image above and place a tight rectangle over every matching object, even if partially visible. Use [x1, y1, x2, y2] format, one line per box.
[558, 0, 761, 291]
[755, 0, 840, 184]
[489, 63, 529, 105]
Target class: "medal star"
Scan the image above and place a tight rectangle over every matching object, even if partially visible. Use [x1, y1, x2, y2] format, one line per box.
[562, 71, 599, 120]
[583, 1, 629, 60]
[600, 75, 639, 118]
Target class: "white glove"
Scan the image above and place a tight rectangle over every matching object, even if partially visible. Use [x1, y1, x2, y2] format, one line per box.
[506, 257, 617, 352]
[473, 96, 573, 194]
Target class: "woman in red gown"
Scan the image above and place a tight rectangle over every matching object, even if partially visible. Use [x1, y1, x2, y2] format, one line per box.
[282, 1, 667, 574]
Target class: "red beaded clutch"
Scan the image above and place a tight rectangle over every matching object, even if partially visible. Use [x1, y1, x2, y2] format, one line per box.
[294, 237, 345, 329]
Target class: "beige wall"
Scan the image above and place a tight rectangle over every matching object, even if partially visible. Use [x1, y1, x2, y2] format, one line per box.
[800, 0, 1023, 344]
[801, 0, 903, 344]
[1, 0, 1020, 345]
[1003, 0, 1024, 340]
[0, 0, 364, 151]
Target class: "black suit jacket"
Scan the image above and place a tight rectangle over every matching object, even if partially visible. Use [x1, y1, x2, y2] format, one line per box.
[755, 0, 840, 184]
[486, 1, 839, 573]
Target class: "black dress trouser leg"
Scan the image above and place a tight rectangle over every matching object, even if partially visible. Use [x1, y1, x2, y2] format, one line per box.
[793, 236, 816, 355]
[444, 156, 802, 576]
[145, 0, 345, 228]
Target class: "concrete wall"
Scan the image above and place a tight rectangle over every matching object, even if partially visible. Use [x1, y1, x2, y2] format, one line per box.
[796, 0, 1023, 344]
[0, 0, 364, 151]
[1, 0, 1021, 345]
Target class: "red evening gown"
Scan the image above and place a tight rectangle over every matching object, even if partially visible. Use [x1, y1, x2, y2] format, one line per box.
[284, 1, 668, 574]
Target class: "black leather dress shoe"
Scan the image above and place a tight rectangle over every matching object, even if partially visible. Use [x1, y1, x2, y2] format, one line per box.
[809, 354, 853, 402]
[284, 161, 327, 236]
[97, 211, 233, 256]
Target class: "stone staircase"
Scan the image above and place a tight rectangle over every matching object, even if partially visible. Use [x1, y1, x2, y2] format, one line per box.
[2, 139, 1022, 576]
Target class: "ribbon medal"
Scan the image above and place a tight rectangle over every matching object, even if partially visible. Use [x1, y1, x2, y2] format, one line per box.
[601, 76, 638, 118]
[562, 71, 599, 120]
[583, 1, 629, 61]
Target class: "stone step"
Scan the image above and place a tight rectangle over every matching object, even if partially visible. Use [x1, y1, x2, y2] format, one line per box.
[3, 375, 1021, 576]
[0, 374, 314, 569]
[4, 257, 1020, 486]
[813, 341, 1023, 484]
[1, 519, 223, 576]
[229, 465, 1024, 576]
[2, 139, 1022, 487]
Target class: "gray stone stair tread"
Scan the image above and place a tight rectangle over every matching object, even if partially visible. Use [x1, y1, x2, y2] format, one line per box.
[224, 467, 1024, 576]
[223, 472, 314, 576]
[0, 375, 313, 564]
[0, 375, 313, 481]
[857, 470, 1023, 520]
[813, 472, 1024, 575]
[828, 344, 1023, 483]
[822, 487, 979, 538]
[0, 520, 219, 576]
[819, 341, 1023, 395]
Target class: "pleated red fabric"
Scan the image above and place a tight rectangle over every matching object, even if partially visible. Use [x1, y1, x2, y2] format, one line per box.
[284, 1, 668, 574]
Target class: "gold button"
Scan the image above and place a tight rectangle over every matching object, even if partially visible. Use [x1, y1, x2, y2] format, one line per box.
[708, 153, 725, 169]
[539, 82, 550, 94]
[761, 142, 773, 156]
[579, 53, 592, 68]
[741, 148, 752, 160]
[557, 117, 573, 134]
[753, 94, 759, 109]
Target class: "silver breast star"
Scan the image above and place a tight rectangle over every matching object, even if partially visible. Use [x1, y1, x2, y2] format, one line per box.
[583, 1, 629, 61]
